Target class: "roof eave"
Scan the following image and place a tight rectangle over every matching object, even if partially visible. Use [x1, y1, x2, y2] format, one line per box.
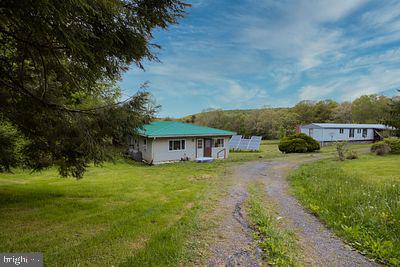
[139, 133, 236, 138]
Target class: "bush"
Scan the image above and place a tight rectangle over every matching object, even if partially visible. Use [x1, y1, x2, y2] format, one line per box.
[336, 141, 348, 161]
[346, 150, 358, 160]
[278, 133, 320, 153]
[384, 137, 400, 154]
[371, 141, 391, 156]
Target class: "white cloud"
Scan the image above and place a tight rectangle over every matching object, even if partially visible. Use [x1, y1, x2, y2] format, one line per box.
[299, 84, 337, 101]
[120, 0, 400, 117]
[237, 0, 368, 71]
[298, 66, 400, 101]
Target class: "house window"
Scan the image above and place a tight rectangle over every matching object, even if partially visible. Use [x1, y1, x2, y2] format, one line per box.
[197, 139, 203, 149]
[349, 129, 355, 138]
[362, 129, 368, 138]
[357, 129, 361, 133]
[213, 138, 224, 148]
[169, 140, 185, 151]
[339, 129, 344, 134]
[309, 129, 314, 136]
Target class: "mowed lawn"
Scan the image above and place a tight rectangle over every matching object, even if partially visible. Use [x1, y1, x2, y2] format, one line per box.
[228, 140, 283, 161]
[290, 154, 400, 265]
[0, 160, 229, 266]
[229, 140, 371, 162]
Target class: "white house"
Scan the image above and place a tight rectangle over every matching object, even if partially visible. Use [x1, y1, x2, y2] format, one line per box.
[299, 123, 391, 145]
[130, 121, 236, 164]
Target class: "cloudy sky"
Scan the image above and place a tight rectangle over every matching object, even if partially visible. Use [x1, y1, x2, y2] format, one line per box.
[120, 0, 400, 117]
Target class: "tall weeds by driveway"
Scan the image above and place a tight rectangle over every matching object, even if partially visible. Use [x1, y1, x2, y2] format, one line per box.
[290, 154, 400, 265]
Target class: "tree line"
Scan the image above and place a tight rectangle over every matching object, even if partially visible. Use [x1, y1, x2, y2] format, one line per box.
[183, 94, 400, 139]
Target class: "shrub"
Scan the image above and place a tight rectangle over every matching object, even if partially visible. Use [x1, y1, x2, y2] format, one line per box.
[384, 137, 400, 154]
[371, 141, 391, 156]
[346, 150, 358, 160]
[278, 133, 320, 153]
[336, 141, 348, 161]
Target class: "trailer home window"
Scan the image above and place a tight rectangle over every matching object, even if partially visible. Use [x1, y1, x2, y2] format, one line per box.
[169, 140, 185, 151]
[362, 129, 367, 138]
[349, 129, 355, 138]
[339, 129, 344, 134]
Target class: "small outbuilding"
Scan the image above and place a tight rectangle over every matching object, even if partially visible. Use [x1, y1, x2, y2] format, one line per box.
[130, 121, 236, 164]
[299, 123, 391, 145]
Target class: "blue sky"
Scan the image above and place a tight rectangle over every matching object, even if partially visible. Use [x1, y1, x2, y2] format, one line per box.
[120, 0, 400, 117]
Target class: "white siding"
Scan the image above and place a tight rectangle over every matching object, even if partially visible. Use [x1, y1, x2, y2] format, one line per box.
[301, 127, 375, 142]
[152, 137, 196, 163]
[139, 137, 152, 162]
[129, 136, 153, 162]
[211, 137, 230, 159]
[149, 136, 230, 163]
[300, 128, 323, 141]
[321, 128, 374, 142]
[134, 135, 231, 163]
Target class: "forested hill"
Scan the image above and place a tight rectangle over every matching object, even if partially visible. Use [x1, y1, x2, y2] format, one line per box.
[179, 94, 397, 139]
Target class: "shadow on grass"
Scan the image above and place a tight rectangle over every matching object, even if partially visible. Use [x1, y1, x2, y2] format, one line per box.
[0, 188, 65, 206]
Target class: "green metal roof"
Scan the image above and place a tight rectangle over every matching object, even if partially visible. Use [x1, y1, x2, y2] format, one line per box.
[138, 121, 236, 138]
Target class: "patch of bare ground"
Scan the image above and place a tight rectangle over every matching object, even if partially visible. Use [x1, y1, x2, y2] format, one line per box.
[204, 154, 380, 266]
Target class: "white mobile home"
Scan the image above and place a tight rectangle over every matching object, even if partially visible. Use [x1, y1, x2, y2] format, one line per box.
[299, 123, 391, 145]
[130, 121, 235, 164]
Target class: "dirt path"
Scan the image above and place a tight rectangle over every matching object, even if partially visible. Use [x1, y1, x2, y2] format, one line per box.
[205, 155, 379, 266]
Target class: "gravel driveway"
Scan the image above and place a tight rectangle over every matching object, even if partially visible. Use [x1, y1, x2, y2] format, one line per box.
[205, 155, 379, 266]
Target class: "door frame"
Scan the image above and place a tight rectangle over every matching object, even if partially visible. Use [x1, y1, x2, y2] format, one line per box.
[203, 138, 212, 157]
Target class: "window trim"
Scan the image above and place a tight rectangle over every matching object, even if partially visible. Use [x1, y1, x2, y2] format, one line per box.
[168, 139, 186, 151]
[362, 129, 368, 138]
[197, 139, 203, 149]
[213, 138, 224, 148]
[349, 128, 355, 138]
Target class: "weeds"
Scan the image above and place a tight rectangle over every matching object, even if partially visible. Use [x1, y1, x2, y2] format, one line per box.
[290, 155, 400, 265]
[246, 182, 300, 266]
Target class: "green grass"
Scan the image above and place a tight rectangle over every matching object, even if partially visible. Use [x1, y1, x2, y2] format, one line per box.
[0, 160, 230, 266]
[229, 141, 372, 162]
[0, 140, 378, 266]
[229, 141, 284, 162]
[246, 181, 300, 266]
[289, 154, 400, 265]
[318, 143, 372, 154]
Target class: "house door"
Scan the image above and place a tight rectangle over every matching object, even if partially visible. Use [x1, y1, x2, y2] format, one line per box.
[204, 138, 212, 157]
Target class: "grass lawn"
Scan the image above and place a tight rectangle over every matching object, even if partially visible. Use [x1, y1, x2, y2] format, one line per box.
[0, 140, 377, 266]
[228, 140, 284, 162]
[0, 160, 230, 266]
[318, 142, 372, 154]
[289, 154, 400, 265]
[229, 141, 371, 162]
